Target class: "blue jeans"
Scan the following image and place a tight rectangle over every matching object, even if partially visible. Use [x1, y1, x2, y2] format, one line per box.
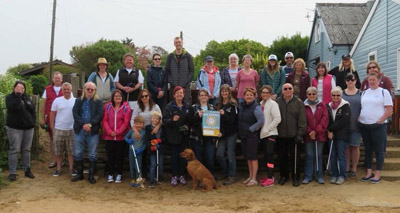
[330, 139, 347, 178]
[128, 146, 143, 179]
[304, 141, 324, 179]
[74, 130, 99, 162]
[216, 133, 237, 177]
[191, 138, 215, 174]
[6, 127, 34, 174]
[358, 123, 386, 170]
[150, 151, 164, 183]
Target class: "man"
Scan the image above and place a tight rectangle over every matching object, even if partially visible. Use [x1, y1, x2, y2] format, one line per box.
[114, 53, 144, 109]
[146, 53, 168, 109]
[276, 83, 307, 187]
[282, 52, 294, 79]
[71, 82, 104, 184]
[41, 71, 63, 168]
[165, 37, 194, 104]
[49, 82, 76, 177]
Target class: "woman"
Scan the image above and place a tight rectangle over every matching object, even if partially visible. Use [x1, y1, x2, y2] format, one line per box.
[303, 87, 328, 184]
[259, 85, 281, 187]
[312, 62, 335, 104]
[130, 89, 162, 127]
[238, 88, 264, 186]
[260, 54, 285, 100]
[358, 72, 393, 183]
[342, 73, 361, 177]
[87, 57, 115, 103]
[6, 80, 36, 181]
[286, 58, 310, 101]
[216, 84, 238, 185]
[360, 60, 395, 99]
[188, 89, 217, 174]
[221, 53, 242, 93]
[327, 86, 350, 185]
[146, 53, 168, 110]
[196, 55, 221, 105]
[236, 54, 259, 104]
[328, 54, 361, 89]
[163, 86, 190, 186]
[102, 89, 132, 183]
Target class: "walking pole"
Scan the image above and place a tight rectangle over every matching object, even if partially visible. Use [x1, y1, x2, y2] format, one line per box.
[131, 144, 144, 188]
[294, 144, 297, 176]
[315, 140, 319, 176]
[326, 139, 333, 171]
[156, 149, 159, 183]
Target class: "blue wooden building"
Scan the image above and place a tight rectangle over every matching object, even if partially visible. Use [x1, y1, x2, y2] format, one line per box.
[306, 2, 370, 77]
[350, 0, 400, 92]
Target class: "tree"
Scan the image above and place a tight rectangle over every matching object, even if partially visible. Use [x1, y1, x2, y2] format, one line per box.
[6, 63, 33, 76]
[121, 37, 135, 49]
[28, 75, 48, 95]
[42, 64, 78, 81]
[150, 46, 168, 58]
[193, 39, 268, 79]
[267, 33, 309, 65]
[70, 39, 132, 77]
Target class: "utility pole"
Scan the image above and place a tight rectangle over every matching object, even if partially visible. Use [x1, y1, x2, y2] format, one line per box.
[180, 31, 183, 41]
[49, 0, 57, 81]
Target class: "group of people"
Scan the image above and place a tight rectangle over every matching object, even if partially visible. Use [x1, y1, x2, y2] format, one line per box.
[5, 37, 394, 189]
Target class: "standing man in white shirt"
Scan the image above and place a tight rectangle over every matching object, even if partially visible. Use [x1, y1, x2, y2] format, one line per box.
[49, 82, 76, 177]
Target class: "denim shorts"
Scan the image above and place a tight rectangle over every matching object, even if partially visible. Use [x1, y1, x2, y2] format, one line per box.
[348, 130, 361, 147]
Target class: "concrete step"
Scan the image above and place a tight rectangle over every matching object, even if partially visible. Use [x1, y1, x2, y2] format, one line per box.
[386, 147, 400, 158]
[374, 158, 400, 170]
[380, 170, 400, 181]
[387, 137, 400, 147]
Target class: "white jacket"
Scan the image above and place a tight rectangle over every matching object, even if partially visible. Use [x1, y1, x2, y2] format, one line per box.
[260, 98, 281, 139]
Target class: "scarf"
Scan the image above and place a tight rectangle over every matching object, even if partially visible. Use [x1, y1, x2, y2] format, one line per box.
[331, 100, 341, 110]
[306, 98, 320, 106]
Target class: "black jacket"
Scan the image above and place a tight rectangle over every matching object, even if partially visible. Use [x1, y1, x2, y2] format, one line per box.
[162, 101, 190, 145]
[219, 102, 238, 138]
[276, 96, 307, 139]
[146, 65, 168, 97]
[188, 103, 216, 141]
[72, 97, 104, 135]
[6, 92, 36, 130]
[327, 100, 351, 141]
[144, 124, 166, 155]
[328, 66, 361, 89]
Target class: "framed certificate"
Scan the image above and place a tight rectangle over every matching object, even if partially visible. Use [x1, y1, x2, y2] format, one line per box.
[202, 111, 220, 137]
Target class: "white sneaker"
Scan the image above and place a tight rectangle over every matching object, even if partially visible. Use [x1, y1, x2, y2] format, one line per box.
[107, 175, 114, 183]
[115, 174, 122, 183]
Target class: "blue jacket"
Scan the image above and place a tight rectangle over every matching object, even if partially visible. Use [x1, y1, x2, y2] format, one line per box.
[260, 67, 285, 96]
[238, 100, 264, 138]
[196, 66, 221, 98]
[146, 65, 168, 97]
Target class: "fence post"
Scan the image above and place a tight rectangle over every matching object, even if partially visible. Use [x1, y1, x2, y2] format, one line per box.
[31, 95, 40, 154]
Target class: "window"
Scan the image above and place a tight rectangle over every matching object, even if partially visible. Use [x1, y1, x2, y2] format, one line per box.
[315, 21, 321, 43]
[368, 50, 377, 62]
[326, 61, 332, 70]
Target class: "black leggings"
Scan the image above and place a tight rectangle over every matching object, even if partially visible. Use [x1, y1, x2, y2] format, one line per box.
[262, 136, 276, 178]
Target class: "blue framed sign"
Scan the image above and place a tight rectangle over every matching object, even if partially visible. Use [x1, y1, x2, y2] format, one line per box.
[202, 111, 220, 136]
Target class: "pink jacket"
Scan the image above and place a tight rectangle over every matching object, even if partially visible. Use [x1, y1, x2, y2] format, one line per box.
[304, 101, 328, 142]
[312, 74, 333, 104]
[102, 101, 132, 141]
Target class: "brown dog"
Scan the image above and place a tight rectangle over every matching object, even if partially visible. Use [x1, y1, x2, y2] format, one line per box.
[180, 148, 218, 191]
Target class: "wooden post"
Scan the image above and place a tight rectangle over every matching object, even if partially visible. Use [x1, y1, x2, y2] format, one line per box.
[31, 95, 40, 154]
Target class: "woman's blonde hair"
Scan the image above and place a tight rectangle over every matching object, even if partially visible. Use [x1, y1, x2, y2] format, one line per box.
[293, 58, 306, 71]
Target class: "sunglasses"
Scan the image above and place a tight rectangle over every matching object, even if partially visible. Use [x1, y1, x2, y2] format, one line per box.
[286, 57, 293, 59]
[346, 79, 355, 82]
[332, 94, 341, 97]
[307, 93, 316, 96]
[154, 58, 161, 61]
[368, 66, 377, 69]
[261, 91, 270, 94]
[283, 87, 293, 91]
[141, 95, 149, 98]
[86, 88, 95, 92]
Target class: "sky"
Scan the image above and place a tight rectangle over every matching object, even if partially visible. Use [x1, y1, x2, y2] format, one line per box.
[0, 0, 368, 74]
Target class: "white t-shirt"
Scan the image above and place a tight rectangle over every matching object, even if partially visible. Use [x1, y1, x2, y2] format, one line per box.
[42, 85, 62, 99]
[359, 88, 393, 124]
[114, 69, 144, 83]
[130, 103, 162, 126]
[51, 96, 76, 130]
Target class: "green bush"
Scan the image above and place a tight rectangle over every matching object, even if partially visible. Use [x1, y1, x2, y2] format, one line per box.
[28, 75, 48, 95]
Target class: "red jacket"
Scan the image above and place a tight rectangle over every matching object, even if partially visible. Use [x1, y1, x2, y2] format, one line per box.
[44, 85, 63, 123]
[312, 74, 333, 104]
[304, 101, 328, 142]
[102, 101, 132, 141]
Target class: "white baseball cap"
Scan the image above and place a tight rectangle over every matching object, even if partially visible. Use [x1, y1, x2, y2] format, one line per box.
[268, 54, 278, 61]
[285, 52, 294, 59]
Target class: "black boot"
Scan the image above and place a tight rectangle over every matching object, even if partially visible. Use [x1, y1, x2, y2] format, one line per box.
[71, 160, 84, 182]
[88, 161, 97, 184]
[25, 167, 35, 179]
[292, 173, 300, 187]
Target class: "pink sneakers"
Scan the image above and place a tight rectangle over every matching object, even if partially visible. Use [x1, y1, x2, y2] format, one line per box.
[261, 177, 274, 187]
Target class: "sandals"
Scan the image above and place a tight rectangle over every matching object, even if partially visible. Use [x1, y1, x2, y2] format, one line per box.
[246, 179, 258, 187]
[242, 178, 251, 184]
